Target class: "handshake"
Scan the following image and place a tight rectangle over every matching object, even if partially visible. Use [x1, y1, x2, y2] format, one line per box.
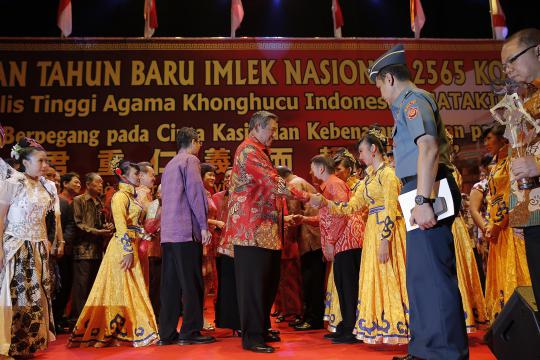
[287, 186, 327, 209]
[285, 214, 304, 226]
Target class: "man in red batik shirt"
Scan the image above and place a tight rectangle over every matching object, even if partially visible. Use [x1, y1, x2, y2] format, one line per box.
[296, 155, 363, 344]
[223, 111, 290, 354]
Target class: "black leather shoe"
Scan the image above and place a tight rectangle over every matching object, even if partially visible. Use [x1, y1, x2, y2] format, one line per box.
[331, 335, 360, 344]
[323, 332, 342, 339]
[246, 344, 275, 353]
[267, 328, 280, 335]
[288, 318, 303, 327]
[264, 333, 281, 343]
[156, 339, 175, 346]
[392, 355, 423, 360]
[294, 322, 323, 331]
[177, 334, 216, 345]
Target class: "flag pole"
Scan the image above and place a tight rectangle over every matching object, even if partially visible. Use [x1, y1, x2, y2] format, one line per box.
[488, 0, 496, 39]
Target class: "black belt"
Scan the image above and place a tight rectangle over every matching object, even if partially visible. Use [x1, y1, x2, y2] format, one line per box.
[400, 165, 451, 185]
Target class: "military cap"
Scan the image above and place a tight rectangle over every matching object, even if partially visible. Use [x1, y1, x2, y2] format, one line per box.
[368, 44, 406, 82]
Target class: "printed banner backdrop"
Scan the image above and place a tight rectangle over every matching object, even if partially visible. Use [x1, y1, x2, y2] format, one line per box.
[0, 38, 503, 191]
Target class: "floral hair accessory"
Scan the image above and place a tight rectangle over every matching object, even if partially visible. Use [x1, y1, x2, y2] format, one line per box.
[10, 144, 22, 160]
[367, 128, 387, 144]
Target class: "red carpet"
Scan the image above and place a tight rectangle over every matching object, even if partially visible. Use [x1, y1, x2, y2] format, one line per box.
[41, 325, 495, 360]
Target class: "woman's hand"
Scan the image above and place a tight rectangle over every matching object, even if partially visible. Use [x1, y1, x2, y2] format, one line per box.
[485, 223, 501, 243]
[378, 239, 390, 264]
[120, 253, 134, 271]
[214, 220, 225, 230]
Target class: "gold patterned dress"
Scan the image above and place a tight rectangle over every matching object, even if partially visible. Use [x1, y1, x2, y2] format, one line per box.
[450, 168, 488, 332]
[68, 183, 158, 347]
[485, 151, 531, 321]
[328, 164, 408, 344]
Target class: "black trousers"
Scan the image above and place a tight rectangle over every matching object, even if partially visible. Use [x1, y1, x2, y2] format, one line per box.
[159, 241, 204, 341]
[149, 256, 162, 317]
[300, 248, 326, 327]
[333, 248, 362, 335]
[523, 225, 540, 305]
[215, 255, 240, 330]
[402, 175, 469, 360]
[71, 258, 101, 320]
[52, 254, 73, 324]
[473, 246, 486, 292]
[234, 245, 281, 348]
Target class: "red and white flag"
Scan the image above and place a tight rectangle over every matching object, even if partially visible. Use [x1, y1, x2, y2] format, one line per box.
[490, 0, 508, 40]
[57, 0, 72, 37]
[144, 0, 158, 39]
[410, 0, 425, 39]
[332, 0, 344, 38]
[231, 0, 244, 38]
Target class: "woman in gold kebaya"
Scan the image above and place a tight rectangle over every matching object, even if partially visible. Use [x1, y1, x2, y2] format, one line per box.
[483, 124, 531, 321]
[68, 160, 158, 348]
[312, 131, 409, 344]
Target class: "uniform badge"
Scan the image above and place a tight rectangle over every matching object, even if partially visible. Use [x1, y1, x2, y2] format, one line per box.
[407, 106, 418, 119]
[405, 100, 418, 120]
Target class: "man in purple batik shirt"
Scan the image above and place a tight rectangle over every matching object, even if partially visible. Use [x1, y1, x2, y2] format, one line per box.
[158, 126, 215, 346]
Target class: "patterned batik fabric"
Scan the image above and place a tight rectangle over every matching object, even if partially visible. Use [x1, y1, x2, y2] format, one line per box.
[1, 239, 55, 357]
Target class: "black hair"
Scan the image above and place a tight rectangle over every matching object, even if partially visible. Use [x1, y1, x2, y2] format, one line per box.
[480, 154, 494, 169]
[357, 133, 385, 155]
[311, 155, 335, 174]
[114, 160, 140, 182]
[176, 127, 199, 150]
[60, 172, 80, 191]
[200, 163, 216, 179]
[481, 123, 506, 141]
[377, 64, 412, 82]
[277, 166, 292, 178]
[14, 138, 46, 173]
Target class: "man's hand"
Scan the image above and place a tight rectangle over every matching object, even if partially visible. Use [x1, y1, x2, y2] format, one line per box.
[410, 203, 437, 230]
[378, 239, 390, 263]
[292, 214, 304, 225]
[511, 156, 540, 179]
[120, 253, 134, 271]
[324, 243, 335, 262]
[56, 243, 65, 258]
[201, 229, 212, 246]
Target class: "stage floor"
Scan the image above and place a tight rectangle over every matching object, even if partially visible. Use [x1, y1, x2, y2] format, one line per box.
[42, 325, 495, 360]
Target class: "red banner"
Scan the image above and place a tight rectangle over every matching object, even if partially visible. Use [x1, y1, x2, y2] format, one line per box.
[0, 38, 503, 191]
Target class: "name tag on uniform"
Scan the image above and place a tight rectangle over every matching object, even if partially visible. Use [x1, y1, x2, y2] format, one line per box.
[398, 178, 455, 232]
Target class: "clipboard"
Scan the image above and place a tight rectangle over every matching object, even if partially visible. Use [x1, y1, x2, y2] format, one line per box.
[397, 178, 455, 232]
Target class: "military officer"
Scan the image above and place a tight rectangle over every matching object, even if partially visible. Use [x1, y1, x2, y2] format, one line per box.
[369, 44, 468, 360]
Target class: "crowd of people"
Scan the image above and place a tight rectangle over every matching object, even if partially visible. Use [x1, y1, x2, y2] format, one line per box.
[0, 28, 539, 360]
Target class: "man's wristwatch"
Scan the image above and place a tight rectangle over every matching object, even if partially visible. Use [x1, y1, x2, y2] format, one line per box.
[415, 195, 435, 206]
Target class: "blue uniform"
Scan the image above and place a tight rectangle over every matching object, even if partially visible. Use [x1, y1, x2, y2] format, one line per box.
[391, 85, 469, 360]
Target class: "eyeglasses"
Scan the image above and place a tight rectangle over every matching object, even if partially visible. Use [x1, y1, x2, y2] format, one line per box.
[502, 44, 537, 72]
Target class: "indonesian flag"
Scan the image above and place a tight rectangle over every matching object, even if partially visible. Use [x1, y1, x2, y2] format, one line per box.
[410, 0, 425, 39]
[57, 0, 72, 37]
[490, 0, 508, 40]
[144, 0, 158, 39]
[332, 0, 344, 38]
[231, 0, 244, 38]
